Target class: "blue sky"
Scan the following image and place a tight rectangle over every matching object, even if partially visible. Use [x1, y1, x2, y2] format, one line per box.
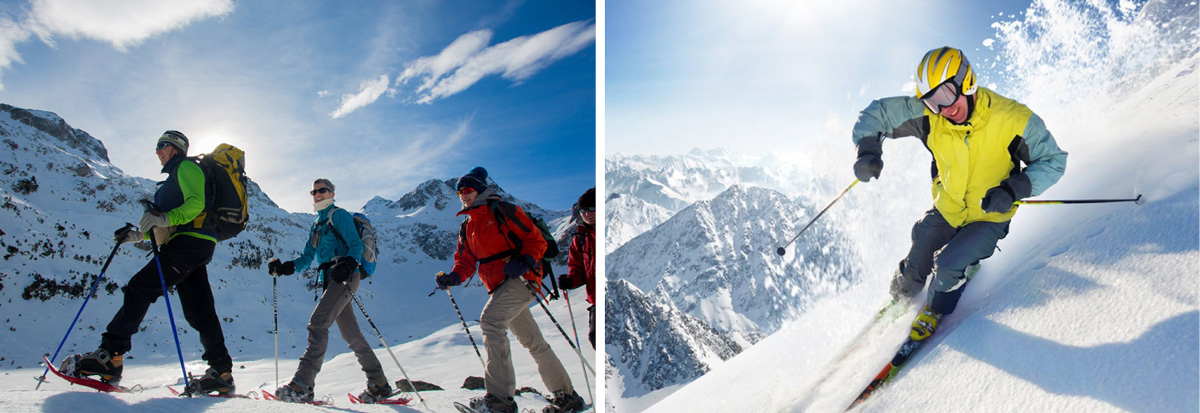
[605, 0, 1054, 156]
[0, 0, 595, 213]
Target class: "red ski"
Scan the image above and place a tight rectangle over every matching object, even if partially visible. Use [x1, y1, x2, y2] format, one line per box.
[41, 355, 133, 393]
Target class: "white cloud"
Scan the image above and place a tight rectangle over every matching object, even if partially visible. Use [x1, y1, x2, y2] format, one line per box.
[330, 74, 390, 118]
[396, 29, 492, 92]
[28, 0, 234, 51]
[0, 0, 232, 89]
[401, 19, 595, 104]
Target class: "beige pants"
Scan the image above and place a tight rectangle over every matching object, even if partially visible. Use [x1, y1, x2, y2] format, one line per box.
[481, 279, 572, 398]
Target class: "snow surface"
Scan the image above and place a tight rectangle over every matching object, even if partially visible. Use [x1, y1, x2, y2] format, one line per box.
[641, 0, 1200, 412]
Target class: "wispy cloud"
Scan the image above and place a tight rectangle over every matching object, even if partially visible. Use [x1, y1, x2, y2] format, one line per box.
[405, 20, 595, 104]
[0, 0, 232, 90]
[328, 19, 594, 117]
[330, 74, 390, 119]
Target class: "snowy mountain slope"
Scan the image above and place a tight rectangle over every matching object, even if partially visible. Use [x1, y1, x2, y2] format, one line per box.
[605, 183, 866, 406]
[610, 185, 860, 339]
[0, 103, 595, 409]
[645, 1, 1200, 412]
[604, 279, 743, 400]
[604, 148, 814, 250]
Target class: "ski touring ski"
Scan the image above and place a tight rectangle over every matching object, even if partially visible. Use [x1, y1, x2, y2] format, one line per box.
[347, 391, 411, 405]
[40, 355, 138, 393]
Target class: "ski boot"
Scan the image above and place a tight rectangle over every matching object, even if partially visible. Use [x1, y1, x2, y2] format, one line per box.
[275, 382, 314, 403]
[185, 367, 235, 395]
[467, 393, 517, 413]
[355, 381, 393, 404]
[62, 348, 123, 385]
[543, 389, 586, 413]
[910, 305, 943, 341]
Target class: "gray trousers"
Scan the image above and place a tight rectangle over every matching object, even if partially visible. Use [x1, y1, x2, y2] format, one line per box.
[897, 208, 1010, 315]
[291, 274, 387, 389]
[481, 279, 573, 398]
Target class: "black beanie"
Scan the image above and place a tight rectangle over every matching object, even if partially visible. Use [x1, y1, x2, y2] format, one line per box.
[578, 187, 595, 209]
[456, 166, 488, 193]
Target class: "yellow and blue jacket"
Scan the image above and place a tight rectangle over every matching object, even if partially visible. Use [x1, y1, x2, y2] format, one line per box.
[851, 87, 1068, 227]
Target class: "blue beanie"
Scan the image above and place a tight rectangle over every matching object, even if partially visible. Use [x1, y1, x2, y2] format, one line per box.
[457, 166, 488, 193]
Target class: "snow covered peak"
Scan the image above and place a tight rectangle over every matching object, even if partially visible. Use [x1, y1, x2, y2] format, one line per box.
[0, 104, 109, 163]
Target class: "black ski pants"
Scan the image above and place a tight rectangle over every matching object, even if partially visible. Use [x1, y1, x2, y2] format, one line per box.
[100, 235, 232, 372]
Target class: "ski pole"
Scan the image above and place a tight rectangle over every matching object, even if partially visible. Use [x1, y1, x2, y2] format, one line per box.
[777, 179, 859, 256]
[564, 290, 594, 405]
[343, 281, 430, 410]
[442, 283, 486, 370]
[35, 225, 129, 390]
[273, 275, 279, 390]
[522, 281, 595, 376]
[148, 229, 190, 391]
[1014, 194, 1143, 205]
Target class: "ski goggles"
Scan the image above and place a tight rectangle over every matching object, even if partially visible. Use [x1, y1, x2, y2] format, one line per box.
[920, 81, 960, 115]
[310, 187, 332, 195]
[581, 207, 595, 213]
[456, 186, 477, 196]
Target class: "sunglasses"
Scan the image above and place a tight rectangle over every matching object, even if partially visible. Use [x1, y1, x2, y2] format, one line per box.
[457, 187, 477, 196]
[582, 207, 595, 213]
[310, 187, 332, 196]
[920, 81, 961, 115]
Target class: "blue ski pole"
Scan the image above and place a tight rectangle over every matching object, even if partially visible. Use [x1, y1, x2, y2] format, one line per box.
[35, 223, 131, 390]
[147, 229, 190, 391]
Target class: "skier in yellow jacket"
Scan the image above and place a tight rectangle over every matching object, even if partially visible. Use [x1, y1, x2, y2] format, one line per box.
[851, 47, 1068, 340]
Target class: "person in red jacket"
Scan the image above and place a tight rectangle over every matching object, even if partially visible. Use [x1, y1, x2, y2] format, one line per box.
[558, 187, 595, 349]
[435, 167, 585, 413]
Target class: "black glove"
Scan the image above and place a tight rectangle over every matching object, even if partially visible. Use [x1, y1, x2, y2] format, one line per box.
[853, 154, 884, 182]
[502, 255, 535, 279]
[436, 271, 463, 290]
[268, 258, 295, 276]
[320, 256, 358, 284]
[981, 174, 1033, 214]
[558, 274, 577, 290]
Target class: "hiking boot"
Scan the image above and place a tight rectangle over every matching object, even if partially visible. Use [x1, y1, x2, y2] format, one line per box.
[910, 306, 943, 341]
[64, 348, 123, 385]
[275, 382, 314, 403]
[355, 381, 393, 403]
[468, 393, 517, 413]
[185, 367, 235, 395]
[543, 389, 586, 413]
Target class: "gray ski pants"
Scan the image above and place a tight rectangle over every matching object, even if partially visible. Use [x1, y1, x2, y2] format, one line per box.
[896, 208, 1010, 315]
[291, 273, 387, 389]
[481, 278, 573, 398]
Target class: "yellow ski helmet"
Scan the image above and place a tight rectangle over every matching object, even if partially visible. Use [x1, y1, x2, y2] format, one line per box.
[915, 47, 977, 99]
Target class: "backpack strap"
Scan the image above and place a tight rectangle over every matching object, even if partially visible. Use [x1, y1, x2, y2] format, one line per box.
[311, 207, 349, 249]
